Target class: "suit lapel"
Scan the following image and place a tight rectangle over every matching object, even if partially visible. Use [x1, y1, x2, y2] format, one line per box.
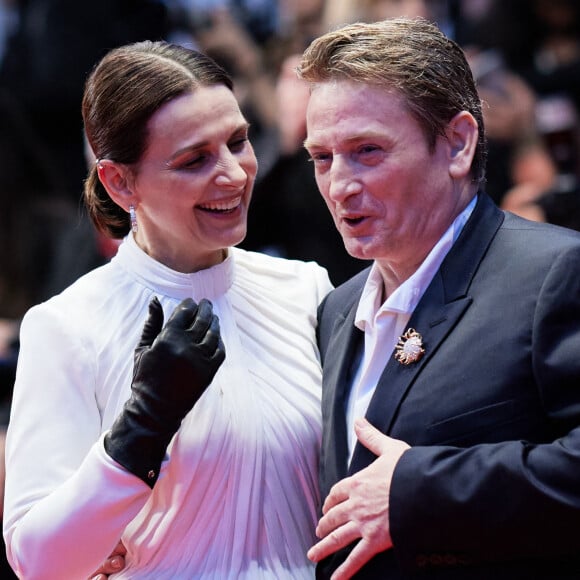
[349, 194, 504, 472]
[322, 293, 364, 484]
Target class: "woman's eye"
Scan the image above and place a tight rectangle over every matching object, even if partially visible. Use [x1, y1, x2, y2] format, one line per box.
[183, 155, 205, 168]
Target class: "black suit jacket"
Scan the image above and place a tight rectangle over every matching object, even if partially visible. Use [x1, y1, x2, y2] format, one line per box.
[316, 193, 580, 578]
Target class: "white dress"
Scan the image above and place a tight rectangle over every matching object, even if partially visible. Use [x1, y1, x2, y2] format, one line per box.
[3, 236, 333, 579]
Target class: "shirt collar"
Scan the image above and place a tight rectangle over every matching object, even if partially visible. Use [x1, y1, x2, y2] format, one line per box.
[355, 194, 477, 330]
[113, 233, 234, 301]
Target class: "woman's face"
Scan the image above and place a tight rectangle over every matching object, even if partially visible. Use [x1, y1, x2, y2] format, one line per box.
[128, 85, 257, 273]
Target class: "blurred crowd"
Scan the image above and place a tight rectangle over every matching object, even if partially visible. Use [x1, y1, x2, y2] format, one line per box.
[0, 1, 579, 572]
[2, 0, 580, 314]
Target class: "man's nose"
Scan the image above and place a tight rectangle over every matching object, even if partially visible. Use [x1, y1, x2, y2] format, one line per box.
[327, 157, 362, 201]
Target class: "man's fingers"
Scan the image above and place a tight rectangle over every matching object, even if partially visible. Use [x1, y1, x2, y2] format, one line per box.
[354, 417, 390, 456]
[321, 477, 352, 515]
[88, 541, 127, 578]
[330, 538, 379, 580]
[89, 554, 124, 577]
[316, 497, 351, 538]
[113, 541, 128, 557]
[354, 418, 411, 463]
[307, 521, 359, 563]
[102, 554, 125, 573]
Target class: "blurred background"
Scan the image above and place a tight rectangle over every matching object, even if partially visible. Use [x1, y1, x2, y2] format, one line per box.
[0, 1, 579, 574]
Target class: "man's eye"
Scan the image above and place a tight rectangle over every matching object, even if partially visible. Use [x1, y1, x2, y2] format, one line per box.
[308, 153, 331, 163]
[359, 145, 379, 154]
[229, 137, 248, 152]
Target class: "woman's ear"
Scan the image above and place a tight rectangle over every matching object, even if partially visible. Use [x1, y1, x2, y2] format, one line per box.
[96, 159, 136, 212]
[445, 111, 479, 179]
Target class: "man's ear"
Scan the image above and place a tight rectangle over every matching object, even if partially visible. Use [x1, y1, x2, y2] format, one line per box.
[96, 159, 136, 211]
[445, 111, 478, 179]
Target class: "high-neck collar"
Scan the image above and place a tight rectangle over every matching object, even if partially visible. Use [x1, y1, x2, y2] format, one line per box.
[113, 234, 234, 302]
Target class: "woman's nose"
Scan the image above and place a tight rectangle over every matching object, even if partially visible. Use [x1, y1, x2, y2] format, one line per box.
[214, 153, 248, 188]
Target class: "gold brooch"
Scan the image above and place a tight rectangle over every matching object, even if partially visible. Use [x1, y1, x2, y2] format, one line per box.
[394, 328, 425, 365]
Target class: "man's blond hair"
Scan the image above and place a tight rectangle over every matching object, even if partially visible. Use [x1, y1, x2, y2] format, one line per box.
[299, 17, 487, 184]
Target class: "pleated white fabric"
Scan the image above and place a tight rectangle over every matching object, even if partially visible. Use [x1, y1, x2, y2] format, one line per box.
[4, 235, 332, 579]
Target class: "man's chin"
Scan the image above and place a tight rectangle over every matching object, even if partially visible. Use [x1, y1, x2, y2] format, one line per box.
[343, 238, 376, 261]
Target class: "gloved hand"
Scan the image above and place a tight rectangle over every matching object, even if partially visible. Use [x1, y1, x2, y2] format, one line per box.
[104, 296, 225, 486]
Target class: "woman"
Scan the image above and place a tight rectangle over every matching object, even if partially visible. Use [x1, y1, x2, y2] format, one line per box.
[3, 41, 332, 579]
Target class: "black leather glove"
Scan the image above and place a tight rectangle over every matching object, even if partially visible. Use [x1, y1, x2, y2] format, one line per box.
[104, 296, 225, 487]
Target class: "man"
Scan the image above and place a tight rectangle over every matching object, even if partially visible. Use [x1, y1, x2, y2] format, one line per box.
[300, 17, 580, 579]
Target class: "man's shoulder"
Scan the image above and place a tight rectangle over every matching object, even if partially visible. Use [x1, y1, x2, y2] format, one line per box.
[320, 267, 370, 316]
[499, 210, 580, 258]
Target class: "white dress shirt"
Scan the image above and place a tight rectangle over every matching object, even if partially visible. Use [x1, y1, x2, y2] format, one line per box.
[346, 196, 477, 459]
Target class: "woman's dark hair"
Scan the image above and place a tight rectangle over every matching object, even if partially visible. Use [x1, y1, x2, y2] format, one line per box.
[82, 41, 233, 238]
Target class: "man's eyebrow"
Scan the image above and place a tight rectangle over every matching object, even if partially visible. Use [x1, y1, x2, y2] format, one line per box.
[304, 131, 386, 150]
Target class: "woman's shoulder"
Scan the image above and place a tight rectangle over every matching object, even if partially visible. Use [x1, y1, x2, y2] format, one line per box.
[22, 260, 126, 331]
[232, 247, 333, 286]
[232, 246, 325, 272]
[230, 247, 333, 309]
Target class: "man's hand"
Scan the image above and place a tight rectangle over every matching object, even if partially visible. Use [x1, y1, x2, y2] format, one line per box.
[88, 541, 126, 579]
[307, 418, 410, 579]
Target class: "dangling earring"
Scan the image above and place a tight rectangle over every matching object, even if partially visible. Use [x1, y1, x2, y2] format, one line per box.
[129, 204, 138, 234]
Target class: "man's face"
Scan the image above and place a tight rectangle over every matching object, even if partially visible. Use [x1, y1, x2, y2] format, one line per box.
[305, 80, 468, 277]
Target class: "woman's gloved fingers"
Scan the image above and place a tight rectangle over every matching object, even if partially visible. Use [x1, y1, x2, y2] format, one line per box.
[186, 298, 215, 340]
[137, 297, 165, 350]
[196, 314, 226, 360]
[163, 297, 200, 331]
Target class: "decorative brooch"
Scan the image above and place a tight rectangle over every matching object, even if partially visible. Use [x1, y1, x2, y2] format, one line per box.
[394, 328, 425, 365]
